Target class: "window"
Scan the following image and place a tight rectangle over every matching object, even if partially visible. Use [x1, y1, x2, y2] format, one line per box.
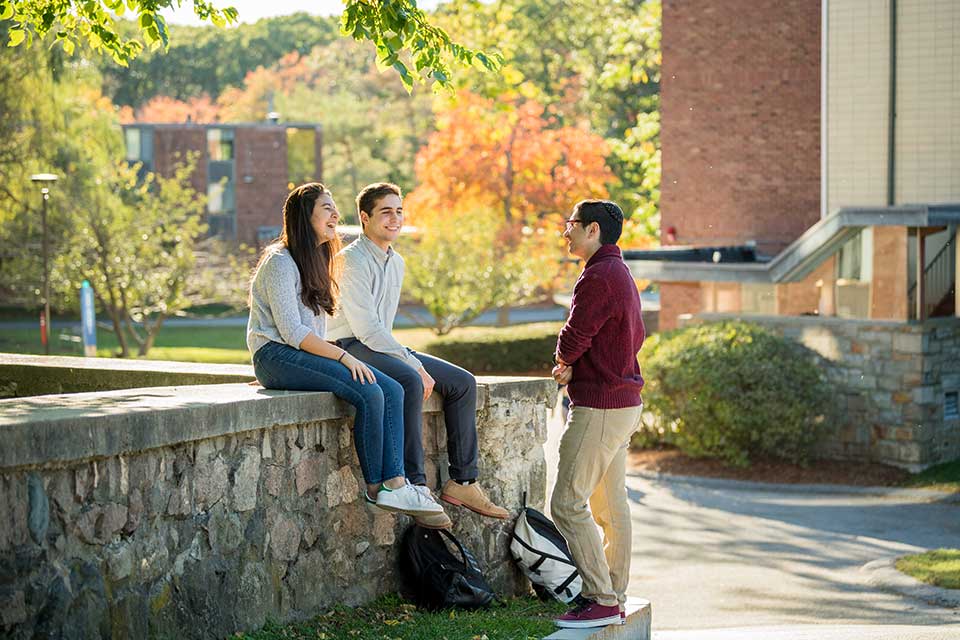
[124, 127, 154, 170]
[207, 128, 234, 161]
[286, 128, 317, 185]
[125, 128, 140, 162]
[207, 178, 234, 214]
[946, 392, 959, 421]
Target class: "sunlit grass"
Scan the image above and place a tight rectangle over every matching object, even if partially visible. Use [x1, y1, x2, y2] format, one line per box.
[0, 324, 550, 364]
[235, 594, 567, 640]
[896, 549, 960, 589]
[901, 459, 960, 493]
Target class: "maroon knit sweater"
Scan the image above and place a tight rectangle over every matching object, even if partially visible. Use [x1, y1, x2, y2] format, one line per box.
[556, 244, 645, 409]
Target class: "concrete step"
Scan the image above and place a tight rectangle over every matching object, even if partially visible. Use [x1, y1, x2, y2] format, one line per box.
[544, 597, 652, 640]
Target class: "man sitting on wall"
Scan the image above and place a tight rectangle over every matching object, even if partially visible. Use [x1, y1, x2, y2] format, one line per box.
[327, 182, 510, 530]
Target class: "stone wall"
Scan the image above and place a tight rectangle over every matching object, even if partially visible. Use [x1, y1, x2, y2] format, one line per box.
[0, 375, 555, 638]
[0, 354, 255, 398]
[685, 314, 960, 470]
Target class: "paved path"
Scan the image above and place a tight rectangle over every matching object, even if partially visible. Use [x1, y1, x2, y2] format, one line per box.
[626, 472, 959, 633]
[543, 400, 960, 639]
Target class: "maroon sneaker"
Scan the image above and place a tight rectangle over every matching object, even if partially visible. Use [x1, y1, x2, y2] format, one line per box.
[555, 600, 621, 628]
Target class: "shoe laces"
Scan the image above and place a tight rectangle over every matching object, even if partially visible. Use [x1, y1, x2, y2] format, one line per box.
[571, 599, 596, 615]
[413, 484, 434, 500]
[407, 482, 437, 507]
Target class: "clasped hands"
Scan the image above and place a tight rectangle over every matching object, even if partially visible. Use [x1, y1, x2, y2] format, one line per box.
[551, 358, 572, 385]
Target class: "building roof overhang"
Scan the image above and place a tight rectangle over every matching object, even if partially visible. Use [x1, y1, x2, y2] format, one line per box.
[627, 204, 960, 284]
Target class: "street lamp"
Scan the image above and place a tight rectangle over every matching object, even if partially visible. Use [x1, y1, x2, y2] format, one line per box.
[30, 173, 58, 355]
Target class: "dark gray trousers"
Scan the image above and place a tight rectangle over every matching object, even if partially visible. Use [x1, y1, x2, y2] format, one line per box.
[337, 338, 479, 485]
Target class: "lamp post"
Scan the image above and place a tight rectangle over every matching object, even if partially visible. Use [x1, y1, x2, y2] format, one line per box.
[30, 173, 58, 355]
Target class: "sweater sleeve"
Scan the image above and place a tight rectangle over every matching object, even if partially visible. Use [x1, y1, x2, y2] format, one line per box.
[556, 270, 614, 364]
[337, 250, 422, 368]
[260, 254, 314, 349]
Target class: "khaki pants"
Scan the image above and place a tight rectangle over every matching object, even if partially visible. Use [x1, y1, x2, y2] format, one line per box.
[551, 404, 641, 607]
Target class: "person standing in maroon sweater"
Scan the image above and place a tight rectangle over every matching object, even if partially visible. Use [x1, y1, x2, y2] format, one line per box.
[551, 200, 645, 629]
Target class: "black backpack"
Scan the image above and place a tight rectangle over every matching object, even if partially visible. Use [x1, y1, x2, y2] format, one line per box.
[400, 525, 495, 610]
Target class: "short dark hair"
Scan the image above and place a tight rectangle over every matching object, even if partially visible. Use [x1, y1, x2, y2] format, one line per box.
[573, 199, 623, 245]
[356, 182, 402, 224]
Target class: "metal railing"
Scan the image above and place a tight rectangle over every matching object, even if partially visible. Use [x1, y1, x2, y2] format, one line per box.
[908, 232, 956, 319]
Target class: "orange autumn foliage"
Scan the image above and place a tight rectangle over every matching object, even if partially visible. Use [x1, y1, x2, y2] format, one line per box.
[405, 92, 613, 227]
[125, 94, 221, 124]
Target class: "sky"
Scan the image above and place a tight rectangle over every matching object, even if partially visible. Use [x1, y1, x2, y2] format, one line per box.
[162, 0, 441, 26]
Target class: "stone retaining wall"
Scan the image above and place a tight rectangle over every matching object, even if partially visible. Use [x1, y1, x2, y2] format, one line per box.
[0, 370, 555, 639]
[686, 314, 960, 470]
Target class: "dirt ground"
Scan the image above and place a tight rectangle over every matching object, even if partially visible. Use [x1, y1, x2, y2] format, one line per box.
[628, 447, 912, 486]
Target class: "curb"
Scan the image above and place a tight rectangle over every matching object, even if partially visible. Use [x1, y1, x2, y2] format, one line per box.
[861, 556, 960, 609]
[627, 469, 960, 503]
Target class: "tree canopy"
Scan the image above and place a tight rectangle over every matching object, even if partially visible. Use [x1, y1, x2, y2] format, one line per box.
[0, 0, 500, 91]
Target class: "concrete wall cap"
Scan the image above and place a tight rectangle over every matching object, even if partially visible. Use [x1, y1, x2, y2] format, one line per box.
[0, 376, 554, 470]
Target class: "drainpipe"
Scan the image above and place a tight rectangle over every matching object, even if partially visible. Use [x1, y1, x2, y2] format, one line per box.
[887, 0, 897, 206]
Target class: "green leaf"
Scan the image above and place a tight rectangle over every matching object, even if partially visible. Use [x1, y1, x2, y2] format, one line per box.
[61, 38, 75, 55]
[138, 13, 154, 29]
[7, 28, 25, 47]
[0, 3, 13, 21]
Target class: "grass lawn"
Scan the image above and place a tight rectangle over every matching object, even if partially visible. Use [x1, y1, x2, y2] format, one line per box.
[901, 459, 960, 493]
[235, 594, 567, 640]
[0, 323, 555, 366]
[895, 549, 960, 589]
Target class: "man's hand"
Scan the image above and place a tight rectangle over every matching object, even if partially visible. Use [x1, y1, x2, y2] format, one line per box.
[552, 363, 572, 385]
[419, 366, 435, 401]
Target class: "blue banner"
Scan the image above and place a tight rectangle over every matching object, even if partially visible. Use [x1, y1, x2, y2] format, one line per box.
[80, 280, 96, 357]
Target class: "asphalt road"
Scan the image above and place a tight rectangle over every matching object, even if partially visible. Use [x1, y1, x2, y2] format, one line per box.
[542, 400, 960, 639]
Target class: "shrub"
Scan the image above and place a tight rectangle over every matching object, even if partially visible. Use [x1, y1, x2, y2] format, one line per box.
[636, 321, 838, 467]
[421, 322, 562, 375]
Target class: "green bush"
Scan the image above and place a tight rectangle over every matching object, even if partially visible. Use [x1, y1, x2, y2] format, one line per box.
[421, 322, 561, 375]
[636, 321, 838, 467]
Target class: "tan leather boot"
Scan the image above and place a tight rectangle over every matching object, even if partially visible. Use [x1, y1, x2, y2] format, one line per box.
[440, 480, 509, 519]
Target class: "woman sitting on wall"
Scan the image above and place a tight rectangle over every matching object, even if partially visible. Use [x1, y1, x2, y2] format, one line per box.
[247, 182, 445, 518]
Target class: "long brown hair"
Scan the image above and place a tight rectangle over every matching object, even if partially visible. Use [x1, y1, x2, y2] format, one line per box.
[253, 182, 341, 315]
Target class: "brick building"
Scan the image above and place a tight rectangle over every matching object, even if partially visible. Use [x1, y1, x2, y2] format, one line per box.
[629, 0, 959, 469]
[122, 122, 323, 246]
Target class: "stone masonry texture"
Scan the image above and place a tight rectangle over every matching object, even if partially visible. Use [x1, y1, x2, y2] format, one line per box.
[0, 374, 555, 638]
[686, 314, 960, 470]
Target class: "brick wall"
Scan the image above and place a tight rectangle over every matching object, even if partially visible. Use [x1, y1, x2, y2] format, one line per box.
[661, 0, 821, 255]
[235, 128, 290, 246]
[871, 226, 909, 320]
[660, 282, 702, 331]
[776, 256, 835, 316]
[153, 128, 206, 196]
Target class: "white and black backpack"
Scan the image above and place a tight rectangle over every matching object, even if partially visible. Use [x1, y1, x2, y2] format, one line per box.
[509, 500, 582, 603]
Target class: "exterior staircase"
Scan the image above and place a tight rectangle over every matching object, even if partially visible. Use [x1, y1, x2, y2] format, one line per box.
[908, 231, 956, 319]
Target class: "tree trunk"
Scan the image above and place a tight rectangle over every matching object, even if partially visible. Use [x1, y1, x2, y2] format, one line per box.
[138, 313, 165, 357]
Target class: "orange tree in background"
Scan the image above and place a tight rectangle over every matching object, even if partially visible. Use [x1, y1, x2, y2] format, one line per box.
[119, 94, 220, 124]
[401, 92, 615, 333]
[405, 91, 612, 227]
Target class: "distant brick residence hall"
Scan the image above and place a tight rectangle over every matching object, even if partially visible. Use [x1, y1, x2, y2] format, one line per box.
[122, 122, 323, 246]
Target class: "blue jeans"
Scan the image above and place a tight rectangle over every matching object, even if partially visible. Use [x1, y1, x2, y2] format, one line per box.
[337, 339, 479, 485]
[252, 341, 405, 485]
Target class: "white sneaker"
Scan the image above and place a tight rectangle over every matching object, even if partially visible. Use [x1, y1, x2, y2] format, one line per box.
[362, 490, 384, 514]
[376, 482, 444, 516]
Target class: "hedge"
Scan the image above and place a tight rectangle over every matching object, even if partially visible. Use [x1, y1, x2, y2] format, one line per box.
[635, 320, 839, 467]
[421, 322, 562, 375]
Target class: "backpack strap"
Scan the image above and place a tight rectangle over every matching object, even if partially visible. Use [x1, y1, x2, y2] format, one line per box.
[529, 555, 548, 572]
[554, 569, 580, 595]
[438, 528, 474, 570]
[510, 532, 577, 565]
